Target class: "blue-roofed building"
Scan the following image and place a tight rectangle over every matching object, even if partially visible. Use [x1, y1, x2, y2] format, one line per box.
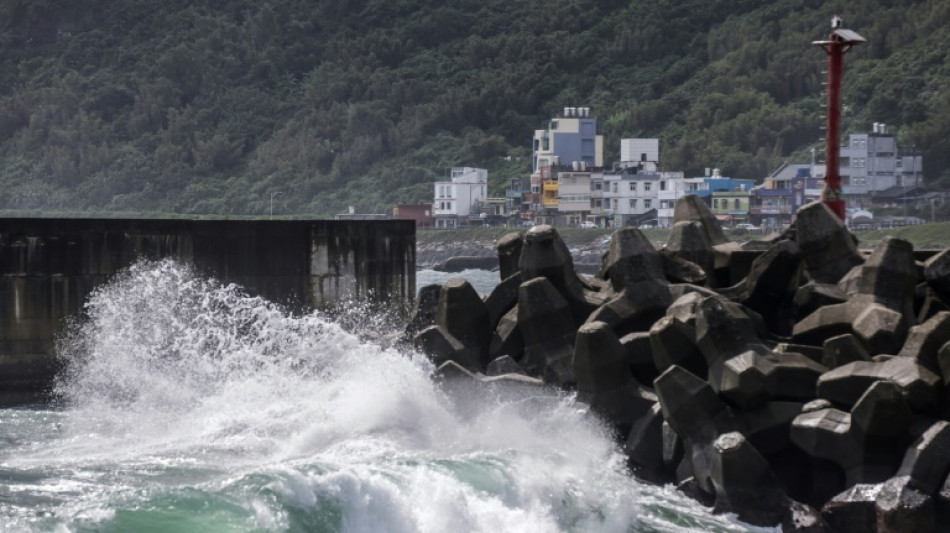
[750, 164, 823, 230]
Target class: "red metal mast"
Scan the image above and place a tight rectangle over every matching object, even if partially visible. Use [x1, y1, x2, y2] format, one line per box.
[813, 16, 865, 220]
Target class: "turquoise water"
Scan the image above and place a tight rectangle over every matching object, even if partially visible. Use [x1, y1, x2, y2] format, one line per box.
[0, 261, 769, 532]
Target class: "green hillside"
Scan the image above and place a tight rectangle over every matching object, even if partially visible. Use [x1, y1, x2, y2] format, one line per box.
[2, 0, 949, 217]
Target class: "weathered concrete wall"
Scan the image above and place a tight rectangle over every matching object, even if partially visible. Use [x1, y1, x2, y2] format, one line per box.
[0, 218, 415, 403]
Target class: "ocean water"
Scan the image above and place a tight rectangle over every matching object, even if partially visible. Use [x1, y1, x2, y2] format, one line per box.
[0, 260, 770, 533]
[416, 269, 502, 296]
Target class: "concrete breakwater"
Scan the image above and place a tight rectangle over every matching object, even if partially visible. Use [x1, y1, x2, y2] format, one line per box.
[408, 195, 950, 531]
[0, 218, 415, 405]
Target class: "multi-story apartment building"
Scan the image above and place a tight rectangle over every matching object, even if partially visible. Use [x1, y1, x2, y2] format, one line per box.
[432, 167, 488, 229]
[602, 166, 685, 227]
[524, 107, 604, 217]
[532, 107, 604, 172]
[820, 123, 924, 208]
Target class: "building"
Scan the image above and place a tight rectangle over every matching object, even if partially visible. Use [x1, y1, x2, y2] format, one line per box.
[527, 107, 604, 218]
[619, 138, 659, 170]
[602, 166, 685, 228]
[710, 189, 752, 226]
[432, 167, 488, 229]
[813, 123, 924, 209]
[393, 203, 434, 228]
[532, 107, 604, 173]
[750, 164, 822, 229]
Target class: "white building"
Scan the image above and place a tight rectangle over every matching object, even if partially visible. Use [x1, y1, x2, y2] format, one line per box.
[432, 167, 488, 229]
[602, 168, 685, 227]
[557, 167, 599, 227]
[619, 138, 659, 171]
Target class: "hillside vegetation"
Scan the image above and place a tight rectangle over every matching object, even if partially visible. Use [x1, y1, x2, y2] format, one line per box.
[2, 0, 949, 216]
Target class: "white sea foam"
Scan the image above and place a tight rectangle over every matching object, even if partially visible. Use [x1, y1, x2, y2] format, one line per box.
[0, 260, 767, 532]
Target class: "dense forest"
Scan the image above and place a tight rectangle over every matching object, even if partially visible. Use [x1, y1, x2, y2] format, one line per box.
[1, 0, 949, 217]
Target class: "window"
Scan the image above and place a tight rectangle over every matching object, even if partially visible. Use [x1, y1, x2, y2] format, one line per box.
[629, 182, 636, 192]
[660, 181, 667, 191]
[629, 199, 637, 208]
[644, 182, 652, 192]
[612, 199, 618, 210]
[644, 199, 652, 209]
[612, 183, 618, 193]
[734, 199, 740, 210]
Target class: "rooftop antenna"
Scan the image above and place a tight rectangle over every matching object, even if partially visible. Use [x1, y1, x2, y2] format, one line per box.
[812, 15, 866, 220]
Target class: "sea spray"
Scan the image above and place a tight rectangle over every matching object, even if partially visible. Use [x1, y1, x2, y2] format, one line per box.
[2, 260, 766, 532]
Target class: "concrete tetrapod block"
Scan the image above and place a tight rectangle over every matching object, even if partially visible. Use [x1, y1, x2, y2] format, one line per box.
[853, 236, 918, 320]
[850, 382, 912, 477]
[821, 333, 872, 369]
[659, 251, 707, 285]
[654, 365, 738, 444]
[790, 405, 863, 487]
[940, 341, 950, 387]
[488, 306, 524, 362]
[712, 350, 826, 409]
[672, 194, 729, 246]
[917, 283, 950, 324]
[485, 355, 526, 377]
[739, 401, 805, 457]
[708, 350, 770, 409]
[518, 224, 602, 325]
[666, 221, 716, 284]
[792, 281, 847, 322]
[662, 420, 685, 471]
[794, 382, 911, 487]
[573, 321, 655, 432]
[794, 201, 864, 284]
[413, 325, 482, 371]
[517, 277, 576, 386]
[718, 239, 802, 336]
[586, 281, 672, 337]
[436, 278, 492, 368]
[924, 248, 950, 297]
[897, 421, 950, 496]
[599, 228, 666, 293]
[791, 302, 854, 348]
[898, 311, 950, 375]
[852, 302, 909, 356]
[821, 483, 884, 533]
[483, 272, 520, 331]
[836, 263, 863, 300]
[665, 290, 706, 326]
[619, 331, 658, 385]
[404, 283, 441, 339]
[817, 357, 942, 412]
[649, 315, 707, 378]
[875, 475, 936, 533]
[624, 402, 672, 484]
[495, 231, 523, 281]
[709, 431, 788, 527]
[694, 295, 766, 365]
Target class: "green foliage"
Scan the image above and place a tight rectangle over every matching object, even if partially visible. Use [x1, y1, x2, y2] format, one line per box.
[0, 0, 948, 216]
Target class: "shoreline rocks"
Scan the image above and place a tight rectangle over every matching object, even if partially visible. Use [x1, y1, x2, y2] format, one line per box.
[408, 195, 950, 531]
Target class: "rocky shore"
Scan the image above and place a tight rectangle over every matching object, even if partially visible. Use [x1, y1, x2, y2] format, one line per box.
[417, 229, 610, 273]
[406, 195, 950, 532]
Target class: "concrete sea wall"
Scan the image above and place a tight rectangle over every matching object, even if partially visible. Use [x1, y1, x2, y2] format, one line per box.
[0, 218, 415, 404]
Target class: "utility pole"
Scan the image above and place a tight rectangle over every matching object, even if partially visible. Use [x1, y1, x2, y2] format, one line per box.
[813, 15, 866, 220]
